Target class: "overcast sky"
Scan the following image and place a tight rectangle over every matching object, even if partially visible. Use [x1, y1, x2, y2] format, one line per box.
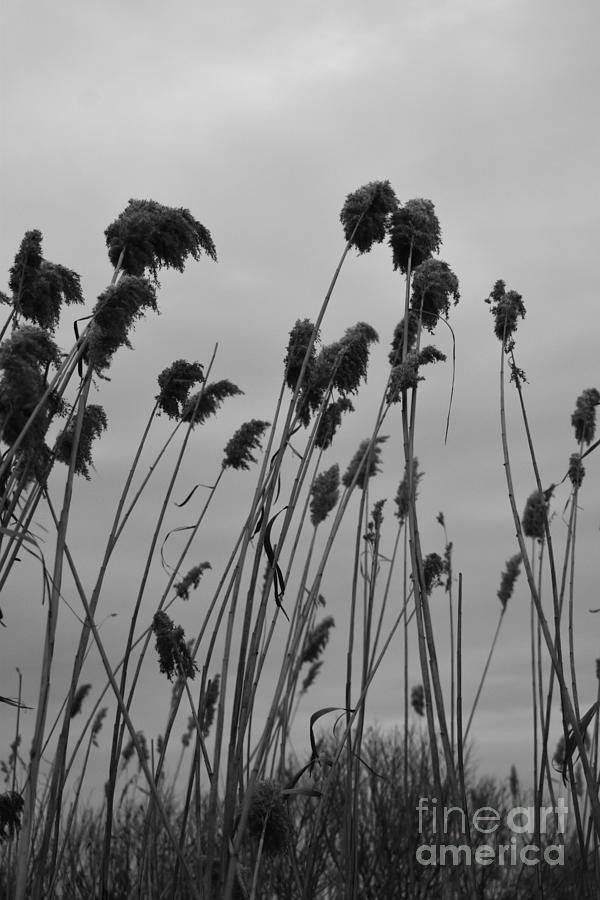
[1, 0, 599, 810]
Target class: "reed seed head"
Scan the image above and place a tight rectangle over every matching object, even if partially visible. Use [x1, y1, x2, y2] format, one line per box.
[394, 458, 422, 524]
[300, 661, 323, 695]
[174, 562, 211, 600]
[87, 276, 158, 373]
[182, 379, 243, 426]
[411, 685, 425, 716]
[104, 199, 216, 282]
[340, 180, 398, 254]
[284, 319, 318, 391]
[0, 326, 63, 470]
[497, 553, 522, 610]
[342, 436, 387, 491]
[310, 464, 340, 526]
[301, 616, 335, 665]
[55, 404, 108, 480]
[333, 322, 378, 395]
[571, 387, 600, 445]
[152, 611, 197, 681]
[567, 453, 585, 488]
[246, 780, 291, 858]
[121, 731, 148, 770]
[9, 229, 83, 331]
[418, 345, 447, 366]
[521, 490, 548, 541]
[389, 313, 420, 365]
[387, 354, 421, 403]
[423, 552, 446, 595]
[315, 397, 354, 450]
[91, 707, 107, 747]
[156, 360, 205, 419]
[411, 259, 459, 333]
[200, 674, 220, 738]
[222, 419, 270, 470]
[388, 198, 441, 273]
[484, 279, 526, 348]
[70, 683, 91, 718]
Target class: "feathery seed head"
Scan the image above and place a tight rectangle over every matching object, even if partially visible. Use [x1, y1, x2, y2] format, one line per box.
[567, 453, 585, 488]
[121, 731, 148, 770]
[182, 380, 243, 426]
[104, 199, 216, 282]
[314, 397, 354, 450]
[156, 360, 205, 419]
[87, 276, 158, 373]
[340, 180, 398, 254]
[387, 354, 421, 403]
[246, 780, 291, 857]
[9, 230, 83, 331]
[284, 319, 318, 391]
[200, 674, 220, 738]
[418, 345, 447, 366]
[300, 661, 323, 695]
[497, 553, 522, 610]
[388, 198, 441, 273]
[70, 684, 92, 719]
[389, 313, 419, 365]
[0, 327, 63, 467]
[310, 464, 340, 526]
[301, 616, 335, 665]
[91, 707, 107, 747]
[411, 685, 425, 716]
[411, 258, 459, 333]
[522, 490, 548, 541]
[394, 459, 422, 524]
[152, 611, 197, 681]
[222, 419, 270, 470]
[423, 552, 446, 595]
[174, 562, 211, 600]
[332, 322, 378, 395]
[484, 279, 526, 347]
[55, 404, 107, 480]
[571, 388, 600, 445]
[342, 436, 387, 491]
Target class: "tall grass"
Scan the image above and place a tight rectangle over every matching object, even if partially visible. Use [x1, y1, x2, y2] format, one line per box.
[0, 185, 598, 898]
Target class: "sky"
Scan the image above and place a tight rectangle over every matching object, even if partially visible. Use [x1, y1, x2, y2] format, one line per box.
[1, 0, 599, 821]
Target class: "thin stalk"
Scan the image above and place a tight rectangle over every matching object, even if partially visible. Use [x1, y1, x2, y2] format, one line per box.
[455, 573, 473, 890]
[300, 602, 407, 900]
[463, 607, 506, 742]
[219, 231, 365, 900]
[498, 341, 600, 834]
[568, 440, 584, 721]
[399, 246, 443, 810]
[39, 396, 166, 879]
[16, 368, 93, 900]
[101, 355, 218, 896]
[343, 486, 367, 898]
